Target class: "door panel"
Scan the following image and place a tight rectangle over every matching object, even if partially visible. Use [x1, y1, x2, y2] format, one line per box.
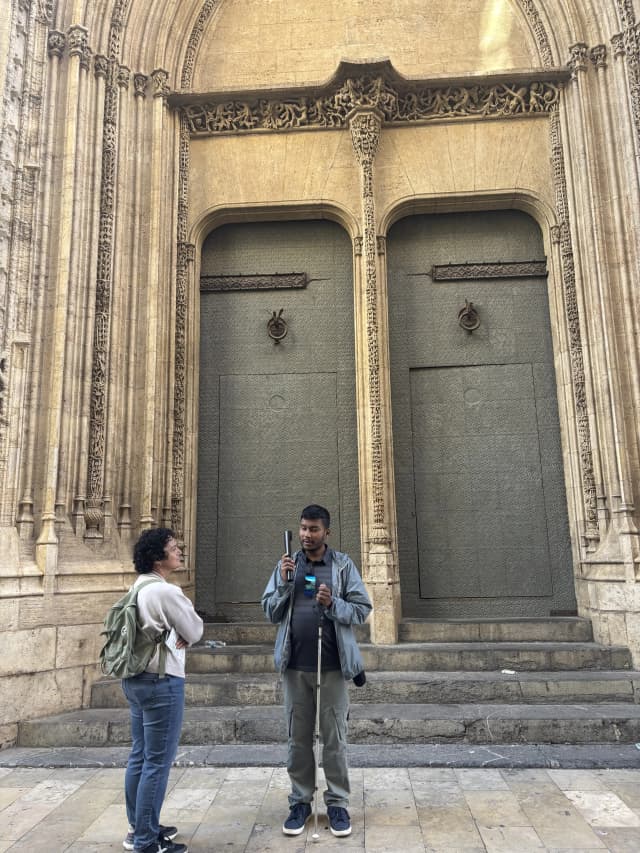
[388, 210, 575, 617]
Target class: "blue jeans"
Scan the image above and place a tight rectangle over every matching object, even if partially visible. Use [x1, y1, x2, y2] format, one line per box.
[122, 673, 185, 851]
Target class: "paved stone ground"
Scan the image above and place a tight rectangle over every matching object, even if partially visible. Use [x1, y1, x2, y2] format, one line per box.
[1, 764, 640, 851]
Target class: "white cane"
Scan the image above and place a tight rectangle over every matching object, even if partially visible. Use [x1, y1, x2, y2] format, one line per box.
[311, 611, 323, 841]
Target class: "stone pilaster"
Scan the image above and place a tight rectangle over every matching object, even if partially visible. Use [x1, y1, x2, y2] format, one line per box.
[349, 108, 400, 644]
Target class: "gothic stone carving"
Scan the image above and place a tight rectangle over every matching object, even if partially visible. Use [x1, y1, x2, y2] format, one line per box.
[432, 261, 547, 280]
[350, 110, 386, 530]
[200, 273, 307, 292]
[178, 76, 561, 137]
[549, 109, 598, 543]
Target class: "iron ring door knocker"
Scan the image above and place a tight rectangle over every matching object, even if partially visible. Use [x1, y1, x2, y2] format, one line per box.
[458, 299, 480, 333]
[268, 308, 288, 343]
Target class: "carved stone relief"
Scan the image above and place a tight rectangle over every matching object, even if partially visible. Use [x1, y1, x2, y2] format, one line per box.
[200, 273, 308, 292]
[178, 76, 562, 137]
[432, 261, 548, 280]
[549, 108, 599, 545]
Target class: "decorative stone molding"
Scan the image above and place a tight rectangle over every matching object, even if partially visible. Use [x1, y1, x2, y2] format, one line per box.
[47, 30, 65, 58]
[133, 73, 148, 98]
[549, 109, 599, 545]
[568, 43, 589, 79]
[200, 273, 307, 292]
[171, 115, 192, 538]
[515, 0, 553, 67]
[350, 109, 385, 528]
[181, 0, 219, 88]
[376, 236, 386, 256]
[590, 45, 607, 70]
[94, 55, 108, 79]
[615, 1, 640, 150]
[67, 25, 89, 58]
[432, 260, 547, 280]
[175, 68, 564, 137]
[117, 66, 130, 89]
[150, 68, 170, 99]
[353, 236, 363, 256]
[612, 33, 626, 59]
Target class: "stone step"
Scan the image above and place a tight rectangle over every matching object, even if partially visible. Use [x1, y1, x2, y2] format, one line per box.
[397, 617, 593, 644]
[18, 702, 640, 748]
[202, 622, 370, 644]
[186, 641, 632, 674]
[200, 618, 591, 645]
[90, 669, 640, 709]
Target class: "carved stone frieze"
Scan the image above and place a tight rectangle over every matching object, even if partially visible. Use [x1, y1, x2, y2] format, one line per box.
[178, 74, 562, 137]
[200, 273, 307, 292]
[432, 260, 547, 280]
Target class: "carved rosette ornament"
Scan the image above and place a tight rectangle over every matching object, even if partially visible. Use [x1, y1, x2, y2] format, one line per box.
[350, 110, 387, 533]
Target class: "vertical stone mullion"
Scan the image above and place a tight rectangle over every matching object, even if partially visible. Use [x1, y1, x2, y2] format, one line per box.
[349, 108, 400, 644]
[568, 50, 636, 531]
[17, 26, 62, 543]
[101, 64, 132, 545]
[139, 69, 169, 529]
[553, 84, 601, 550]
[118, 72, 147, 541]
[56, 25, 92, 537]
[35, 29, 85, 578]
[592, 48, 640, 550]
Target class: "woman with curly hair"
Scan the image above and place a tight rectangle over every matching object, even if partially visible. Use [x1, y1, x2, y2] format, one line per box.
[122, 528, 203, 853]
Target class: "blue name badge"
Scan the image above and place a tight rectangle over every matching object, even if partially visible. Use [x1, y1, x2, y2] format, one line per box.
[304, 574, 317, 597]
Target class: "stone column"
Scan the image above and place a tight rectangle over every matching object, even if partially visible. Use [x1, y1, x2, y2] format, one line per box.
[139, 69, 170, 529]
[36, 26, 87, 579]
[349, 108, 400, 644]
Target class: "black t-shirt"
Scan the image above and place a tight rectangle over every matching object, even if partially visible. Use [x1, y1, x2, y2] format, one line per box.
[288, 547, 340, 672]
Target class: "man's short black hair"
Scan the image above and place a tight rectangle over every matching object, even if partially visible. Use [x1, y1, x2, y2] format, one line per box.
[300, 504, 330, 528]
[133, 527, 175, 574]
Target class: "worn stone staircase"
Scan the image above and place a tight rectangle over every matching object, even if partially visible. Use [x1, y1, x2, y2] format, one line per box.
[17, 618, 640, 752]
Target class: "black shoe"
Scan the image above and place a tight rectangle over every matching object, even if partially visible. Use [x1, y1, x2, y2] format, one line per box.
[136, 840, 188, 853]
[282, 802, 312, 835]
[124, 826, 178, 850]
[327, 805, 352, 837]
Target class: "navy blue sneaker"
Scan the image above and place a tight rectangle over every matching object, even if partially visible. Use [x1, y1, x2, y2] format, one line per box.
[282, 802, 312, 835]
[327, 805, 352, 837]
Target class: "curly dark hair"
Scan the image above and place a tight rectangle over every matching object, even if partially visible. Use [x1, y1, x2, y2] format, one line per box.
[300, 504, 330, 528]
[133, 527, 175, 574]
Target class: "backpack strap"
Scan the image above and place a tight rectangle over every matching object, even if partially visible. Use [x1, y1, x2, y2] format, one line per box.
[135, 577, 169, 678]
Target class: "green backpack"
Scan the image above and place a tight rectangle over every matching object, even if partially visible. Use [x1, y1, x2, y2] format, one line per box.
[99, 578, 168, 678]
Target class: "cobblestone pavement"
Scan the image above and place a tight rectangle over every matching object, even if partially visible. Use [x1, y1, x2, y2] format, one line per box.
[1, 765, 640, 851]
